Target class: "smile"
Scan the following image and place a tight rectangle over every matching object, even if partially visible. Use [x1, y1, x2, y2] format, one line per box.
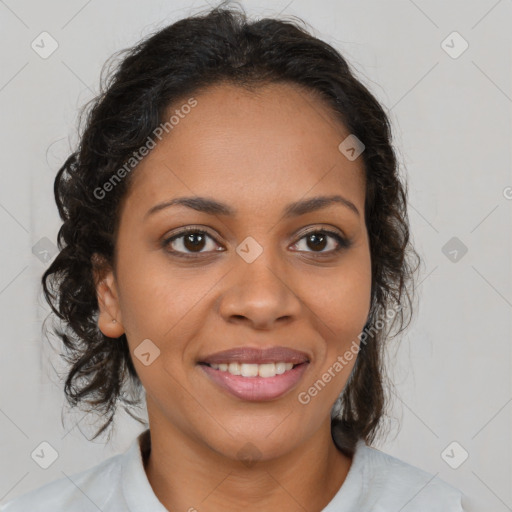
[198, 361, 309, 401]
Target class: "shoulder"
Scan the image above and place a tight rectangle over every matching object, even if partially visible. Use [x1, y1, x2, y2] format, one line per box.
[355, 441, 466, 511]
[0, 452, 125, 512]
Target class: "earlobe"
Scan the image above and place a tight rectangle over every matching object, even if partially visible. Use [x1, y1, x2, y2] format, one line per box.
[93, 265, 125, 338]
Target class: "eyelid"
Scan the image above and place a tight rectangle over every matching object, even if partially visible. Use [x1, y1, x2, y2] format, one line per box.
[163, 225, 218, 244]
[295, 224, 347, 240]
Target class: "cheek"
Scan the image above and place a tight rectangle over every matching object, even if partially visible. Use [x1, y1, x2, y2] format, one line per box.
[115, 251, 181, 339]
[116, 254, 219, 356]
[300, 264, 370, 407]
[307, 256, 372, 340]
[330, 276, 371, 337]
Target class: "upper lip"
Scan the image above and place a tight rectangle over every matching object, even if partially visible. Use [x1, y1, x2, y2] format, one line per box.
[199, 346, 310, 365]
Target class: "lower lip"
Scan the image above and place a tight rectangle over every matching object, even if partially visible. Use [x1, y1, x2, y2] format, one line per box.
[198, 363, 309, 401]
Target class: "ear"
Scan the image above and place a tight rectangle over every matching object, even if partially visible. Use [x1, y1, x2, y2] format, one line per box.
[92, 254, 125, 338]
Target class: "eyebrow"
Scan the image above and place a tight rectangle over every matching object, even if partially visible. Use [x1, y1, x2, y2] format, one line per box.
[144, 194, 360, 220]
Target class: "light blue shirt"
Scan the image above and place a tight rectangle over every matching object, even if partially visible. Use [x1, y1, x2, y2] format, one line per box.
[0, 429, 466, 511]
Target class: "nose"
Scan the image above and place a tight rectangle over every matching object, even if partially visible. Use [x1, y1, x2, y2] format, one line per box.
[217, 251, 302, 330]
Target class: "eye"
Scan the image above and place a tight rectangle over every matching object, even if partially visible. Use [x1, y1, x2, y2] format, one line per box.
[162, 226, 352, 259]
[163, 227, 222, 258]
[291, 228, 351, 254]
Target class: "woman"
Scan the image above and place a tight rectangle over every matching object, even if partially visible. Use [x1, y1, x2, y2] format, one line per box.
[1, 3, 467, 511]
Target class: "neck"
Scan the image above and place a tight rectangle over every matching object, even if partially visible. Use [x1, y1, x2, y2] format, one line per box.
[143, 416, 352, 512]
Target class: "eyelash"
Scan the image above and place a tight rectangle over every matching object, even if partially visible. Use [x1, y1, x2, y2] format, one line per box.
[162, 226, 352, 259]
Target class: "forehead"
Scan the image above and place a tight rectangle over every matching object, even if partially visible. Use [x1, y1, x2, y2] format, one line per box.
[122, 82, 366, 217]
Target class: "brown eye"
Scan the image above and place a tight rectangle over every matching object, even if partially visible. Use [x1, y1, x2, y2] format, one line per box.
[163, 226, 351, 260]
[305, 232, 328, 251]
[181, 231, 207, 251]
[292, 229, 351, 254]
[163, 228, 221, 257]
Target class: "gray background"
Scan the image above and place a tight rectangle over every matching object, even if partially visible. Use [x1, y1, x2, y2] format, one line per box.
[0, 1, 511, 511]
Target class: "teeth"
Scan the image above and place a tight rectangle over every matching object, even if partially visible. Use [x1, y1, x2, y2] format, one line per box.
[208, 362, 295, 377]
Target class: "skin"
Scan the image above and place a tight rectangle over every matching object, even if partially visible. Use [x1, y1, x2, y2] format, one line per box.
[94, 82, 372, 512]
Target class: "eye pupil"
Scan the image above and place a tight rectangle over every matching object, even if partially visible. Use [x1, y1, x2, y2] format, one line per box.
[184, 232, 206, 251]
[307, 233, 327, 251]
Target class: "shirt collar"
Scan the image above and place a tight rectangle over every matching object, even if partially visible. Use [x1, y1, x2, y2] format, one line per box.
[121, 428, 168, 511]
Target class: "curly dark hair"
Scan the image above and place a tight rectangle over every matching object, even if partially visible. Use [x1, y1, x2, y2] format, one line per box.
[42, 1, 420, 453]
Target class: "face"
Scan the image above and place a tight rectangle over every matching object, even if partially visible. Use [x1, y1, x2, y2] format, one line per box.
[95, 82, 372, 462]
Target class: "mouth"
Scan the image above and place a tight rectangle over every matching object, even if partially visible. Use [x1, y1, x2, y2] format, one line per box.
[197, 361, 310, 401]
